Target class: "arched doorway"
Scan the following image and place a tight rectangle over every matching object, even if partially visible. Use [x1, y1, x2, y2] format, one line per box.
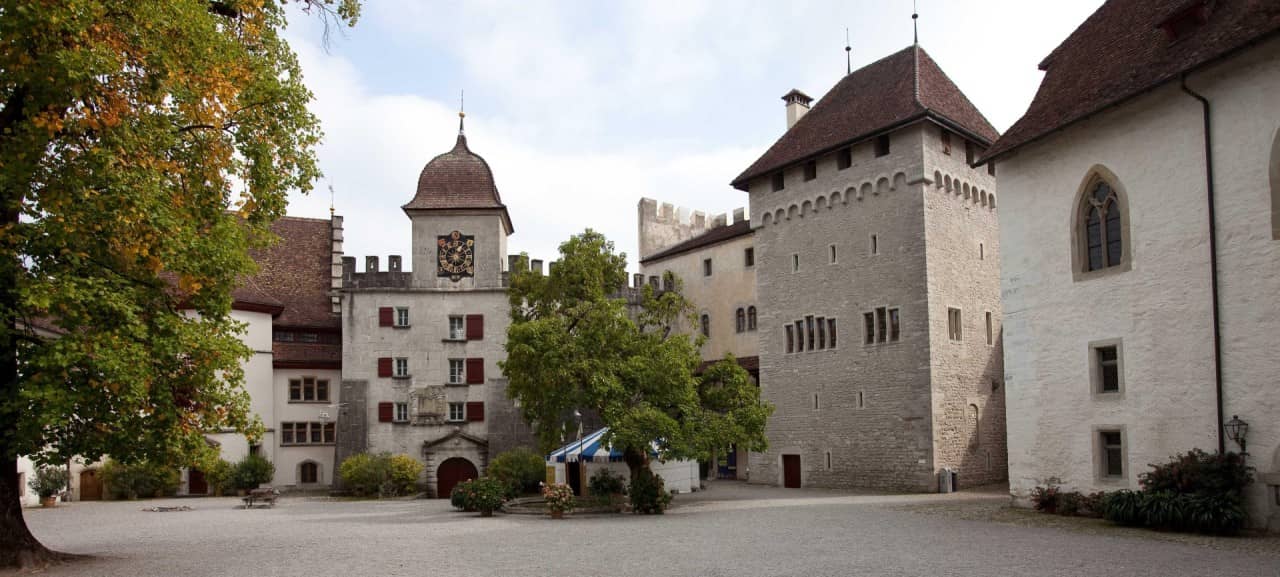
[80, 469, 103, 501]
[436, 457, 478, 499]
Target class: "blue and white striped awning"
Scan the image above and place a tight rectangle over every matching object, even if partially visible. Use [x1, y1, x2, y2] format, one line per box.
[547, 428, 659, 463]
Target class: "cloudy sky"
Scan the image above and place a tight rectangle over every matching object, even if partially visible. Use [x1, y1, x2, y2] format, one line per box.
[281, 0, 1103, 273]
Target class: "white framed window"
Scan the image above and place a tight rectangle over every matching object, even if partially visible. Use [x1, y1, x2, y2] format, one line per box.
[393, 357, 409, 378]
[393, 402, 409, 423]
[448, 402, 465, 422]
[448, 316, 465, 340]
[394, 307, 410, 327]
[448, 359, 465, 384]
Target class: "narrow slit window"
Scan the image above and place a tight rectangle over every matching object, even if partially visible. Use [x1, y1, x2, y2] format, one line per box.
[827, 318, 837, 348]
[875, 307, 887, 343]
[864, 313, 875, 344]
[817, 316, 826, 349]
[786, 325, 794, 353]
[888, 308, 900, 342]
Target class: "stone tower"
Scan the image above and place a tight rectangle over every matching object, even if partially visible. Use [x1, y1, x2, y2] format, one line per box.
[732, 45, 1007, 491]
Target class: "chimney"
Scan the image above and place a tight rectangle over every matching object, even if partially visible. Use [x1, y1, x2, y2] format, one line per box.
[388, 255, 402, 272]
[365, 256, 379, 273]
[782, 89, 813, 129]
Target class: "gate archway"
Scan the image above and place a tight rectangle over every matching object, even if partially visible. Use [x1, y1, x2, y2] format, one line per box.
[436, 457, 478, 500]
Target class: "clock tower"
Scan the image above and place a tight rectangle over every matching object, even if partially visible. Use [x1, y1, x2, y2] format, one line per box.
[403, 112, 513, 289]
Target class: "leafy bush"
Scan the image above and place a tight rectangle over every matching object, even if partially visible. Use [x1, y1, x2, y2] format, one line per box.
[1139, 449, 1253, 496]
[1079, 491, 1107, 518]
[339, 452, 423, 497]
[451, 477, 506, 515]
[231, 454, 275, 491]
[1029, 478, 1061, 513]
[542, 482, 575, 514]
[488, 448, 546, 498]
[1100, 451, 1252, 535]
[1057, 491, 1082, 516]
[29, 466, 68, 499]
[201, 458, 234, 496]
[628, 467, 672, 514]
[101, 459, 181, 499]
[588, 468, 627, 497]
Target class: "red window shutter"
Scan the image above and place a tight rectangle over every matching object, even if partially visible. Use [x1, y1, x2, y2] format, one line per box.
[378, 307, 393, 327]
[465, 315, 483, 340]
[466, 402, 484, 422]
[377, 357, 392, 378]
[377, 402, 393, 423]
[465, 358, 484, 384]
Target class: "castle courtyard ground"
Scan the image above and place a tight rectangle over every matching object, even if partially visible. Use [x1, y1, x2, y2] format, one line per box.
[17, 482, 1280, 577]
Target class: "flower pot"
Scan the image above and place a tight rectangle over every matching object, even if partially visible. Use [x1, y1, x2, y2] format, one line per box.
[39, 496, 57, 508]
[550, 510, 564, 519]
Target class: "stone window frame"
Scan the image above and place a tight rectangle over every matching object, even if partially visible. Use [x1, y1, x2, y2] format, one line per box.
[447, 402, 466, 422]
[1093, 425, 1129, 485]
[1071, 166, 1133, 282]
[281, 421, 335, 446]
[447, 359, 465, 385]
[392, 357, 410, 379]
[394, 306, 410, 328]
[393, 401, 410, 423]
[447, 315, 466, 340]
[1088, 338, 1125, 399]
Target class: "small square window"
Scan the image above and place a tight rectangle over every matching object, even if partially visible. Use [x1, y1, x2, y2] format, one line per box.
[744, 247, 755, 267]
[448, 359, 464, 384]
[803, 160, 817, 181]
[393, 357, 409, 378]
[771, 172, 785, 192]
[448, 316, 465, 340]
[393, 402, 409, 423]
[874, 134, 890, 157]
[394, 307, 410, 327]
[448, 402, 465, 422]
[837, 147, 852, 170]
[703, 258, 712, 277]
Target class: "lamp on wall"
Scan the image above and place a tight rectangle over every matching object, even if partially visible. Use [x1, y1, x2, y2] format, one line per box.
[1224, 414, 1249, 454]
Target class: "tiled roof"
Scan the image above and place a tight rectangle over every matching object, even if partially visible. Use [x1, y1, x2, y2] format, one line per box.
[983, 0, 1280, 161]
[403, 133, 514, 232]
[272, 342, 341, 369]
[732, 46, 998, 189]
[234, 216, 338, 329]
[639, 219, 753, 264]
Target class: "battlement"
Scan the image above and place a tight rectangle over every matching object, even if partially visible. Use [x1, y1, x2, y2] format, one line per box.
[637, 197, 748, 260]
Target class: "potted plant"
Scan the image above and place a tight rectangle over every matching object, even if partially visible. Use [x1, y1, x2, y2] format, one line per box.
[543, 482, 575, 519]
[30, 466, 68, 508]
[463, 477, 507, 517]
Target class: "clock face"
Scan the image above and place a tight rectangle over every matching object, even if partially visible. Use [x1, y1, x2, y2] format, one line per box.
[437, 231, 475, 281]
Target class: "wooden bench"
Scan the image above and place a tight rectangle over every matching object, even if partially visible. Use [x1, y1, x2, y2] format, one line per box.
[241, 487, 280, 509]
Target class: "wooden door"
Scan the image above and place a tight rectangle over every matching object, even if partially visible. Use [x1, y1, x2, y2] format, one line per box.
[79, 469, 103, 501]
[188, 468, 208, 495]
[782, 454, 801, 488]
[436, 458, 478, 499]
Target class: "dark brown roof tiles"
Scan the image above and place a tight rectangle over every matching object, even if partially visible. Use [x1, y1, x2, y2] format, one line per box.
[234, 216, 338, 329]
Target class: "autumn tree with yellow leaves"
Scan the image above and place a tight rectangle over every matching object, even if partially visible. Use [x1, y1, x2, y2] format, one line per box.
[0, 0, 358, 567]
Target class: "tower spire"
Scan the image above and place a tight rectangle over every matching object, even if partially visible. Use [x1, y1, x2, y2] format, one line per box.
[458, 90, 466, 135]
[845, 28, 852, 75]
[912, 0, 919, 45]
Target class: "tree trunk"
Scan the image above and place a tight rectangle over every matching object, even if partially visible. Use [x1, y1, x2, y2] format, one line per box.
[0, 454, 62, 568]
[623, 446, 648, 479]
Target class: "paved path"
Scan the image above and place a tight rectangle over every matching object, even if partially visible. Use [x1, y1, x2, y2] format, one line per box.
[16, 482, 1280, 576]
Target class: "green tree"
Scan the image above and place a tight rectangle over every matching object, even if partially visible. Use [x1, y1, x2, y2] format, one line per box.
[0, 0, 358, 567]
[501, 230, 773, 503]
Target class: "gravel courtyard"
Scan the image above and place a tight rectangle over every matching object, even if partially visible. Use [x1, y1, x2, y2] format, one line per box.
[17, 483, 1280, 577]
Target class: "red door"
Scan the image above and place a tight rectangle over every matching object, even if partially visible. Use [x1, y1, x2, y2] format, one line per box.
[782, 455, 801, 488]
[436, 458, 478, 499]
[188, 468, 208, 495]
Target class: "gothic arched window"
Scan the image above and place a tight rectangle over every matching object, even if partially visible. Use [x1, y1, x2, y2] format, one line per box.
[1085, 177, 1126, 273]
[747, 306, 758, 331]
[735, 308, 746, 333]
[700, 314, 710, 338]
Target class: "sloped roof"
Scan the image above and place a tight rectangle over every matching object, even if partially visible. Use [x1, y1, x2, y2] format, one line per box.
[403, 131, 514, 233]
[639, 219, 753, 264]
[732, 45, 999, 189]
[234, 216, 338, 329]
[983, 0, 1280, 161]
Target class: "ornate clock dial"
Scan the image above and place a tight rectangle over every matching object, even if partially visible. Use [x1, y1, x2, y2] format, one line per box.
[437, 231, 475, 281]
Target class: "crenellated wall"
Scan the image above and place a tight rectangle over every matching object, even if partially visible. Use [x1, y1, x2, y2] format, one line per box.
[637, 197, 739, 260]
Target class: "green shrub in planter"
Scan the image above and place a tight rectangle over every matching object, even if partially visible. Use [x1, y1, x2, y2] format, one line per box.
[29, 466, 67, 499]
[628, 468, 672, 514]
[232, 454, 275, 491]
[452, 477, 506, 515]
[588, 468, 627, 497]
[487, 448, 546, 498]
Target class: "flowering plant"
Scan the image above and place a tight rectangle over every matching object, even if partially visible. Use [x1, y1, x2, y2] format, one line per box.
[542, 482, 575, 514]
[451, 477, 506, 515]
